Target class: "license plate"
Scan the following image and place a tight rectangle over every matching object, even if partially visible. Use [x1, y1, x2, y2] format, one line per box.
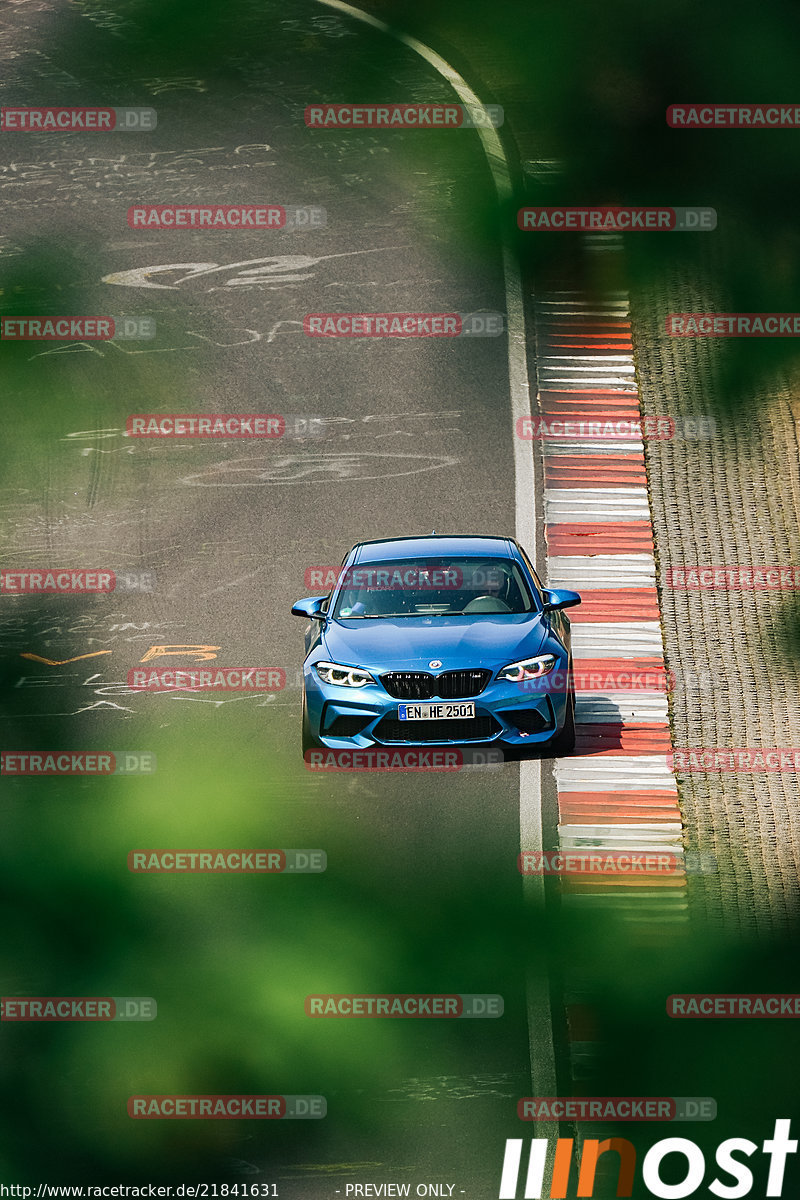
[398, 702, 476, 721]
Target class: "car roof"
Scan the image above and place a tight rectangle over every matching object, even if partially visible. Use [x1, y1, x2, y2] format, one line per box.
[350, 535, 517, 563]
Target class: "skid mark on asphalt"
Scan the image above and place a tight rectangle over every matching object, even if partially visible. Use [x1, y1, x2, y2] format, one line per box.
[180, 452, 459, 487]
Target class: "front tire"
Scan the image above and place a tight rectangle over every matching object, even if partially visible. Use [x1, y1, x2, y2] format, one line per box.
[301, 692, 321, 756]
[549, 683, 576, 755]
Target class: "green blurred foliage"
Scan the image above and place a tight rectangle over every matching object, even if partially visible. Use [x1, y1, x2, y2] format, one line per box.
[364, 0, 800, 413]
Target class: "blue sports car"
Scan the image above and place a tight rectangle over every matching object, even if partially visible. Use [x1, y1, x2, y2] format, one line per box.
[292, 535, 581, 757]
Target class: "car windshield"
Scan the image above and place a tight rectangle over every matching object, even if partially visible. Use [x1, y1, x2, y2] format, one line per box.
[332, 556, 536, 618]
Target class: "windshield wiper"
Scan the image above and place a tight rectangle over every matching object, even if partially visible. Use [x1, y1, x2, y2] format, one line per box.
[446, 610, 523, 616]
[335, 613, 408, 620]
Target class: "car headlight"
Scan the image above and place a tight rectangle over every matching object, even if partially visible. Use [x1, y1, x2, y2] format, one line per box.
[496, 654, 558, 683]
[315, 661, 376, 688]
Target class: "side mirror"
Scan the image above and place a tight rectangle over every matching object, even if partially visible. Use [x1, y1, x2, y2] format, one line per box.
[542, 588, 581, 613]
[291, 596, 327, 620]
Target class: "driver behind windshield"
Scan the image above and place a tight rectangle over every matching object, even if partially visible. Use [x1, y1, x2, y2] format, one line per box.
[334, 559, 530, 617]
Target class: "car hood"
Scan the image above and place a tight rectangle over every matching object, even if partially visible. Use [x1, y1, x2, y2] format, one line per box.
[320, 614, 550, 671]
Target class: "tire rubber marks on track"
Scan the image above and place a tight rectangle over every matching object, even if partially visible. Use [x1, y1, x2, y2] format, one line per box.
[180, 452, 459, 487]
[13, 644, 277, 712]
[26, 250, 417, 361]
[24, 322, 301, 361]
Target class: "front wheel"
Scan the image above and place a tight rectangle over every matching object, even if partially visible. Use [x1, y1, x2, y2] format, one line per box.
[548, 683, 576, 755]
[301, 693, 322, 756]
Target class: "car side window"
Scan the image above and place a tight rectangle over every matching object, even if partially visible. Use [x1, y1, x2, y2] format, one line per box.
[516, 547, 544, 608]
[325, 553, 352, 611]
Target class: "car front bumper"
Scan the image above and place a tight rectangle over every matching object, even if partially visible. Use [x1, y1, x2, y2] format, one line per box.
[303, 665, 572, 749]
